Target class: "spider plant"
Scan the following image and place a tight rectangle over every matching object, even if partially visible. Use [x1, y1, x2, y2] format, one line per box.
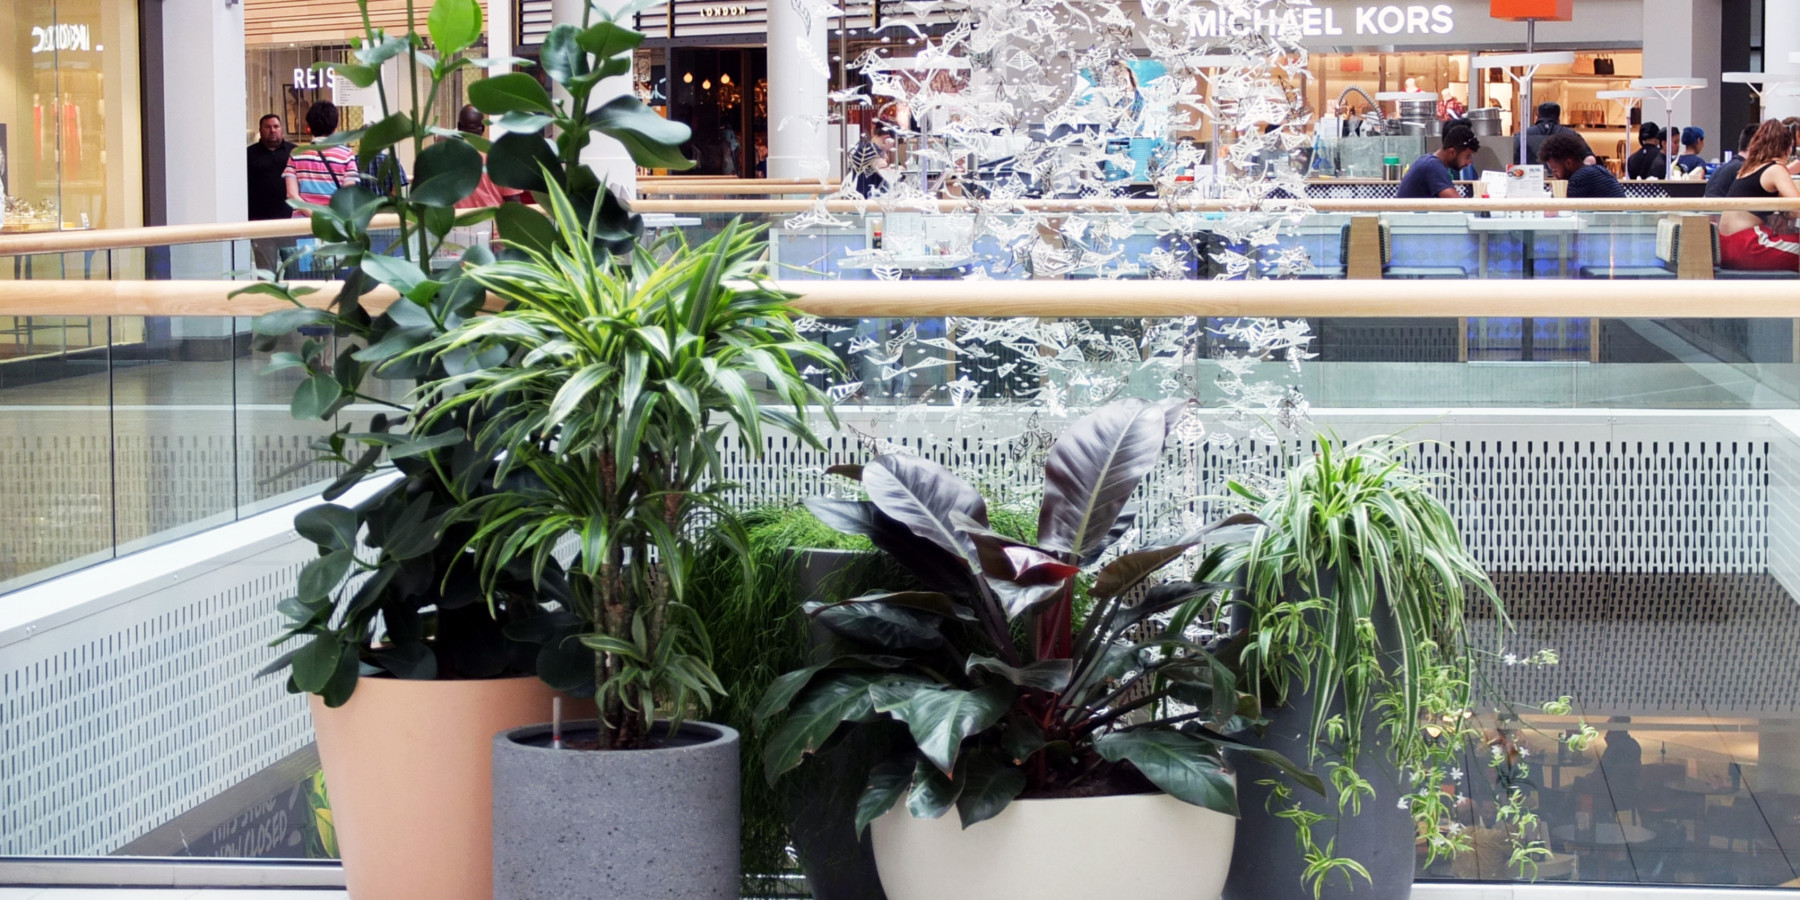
[758, 399, 1320, 832]
[409, 181, 839, 750]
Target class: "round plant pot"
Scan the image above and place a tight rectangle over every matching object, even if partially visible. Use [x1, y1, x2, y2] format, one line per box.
[1222, 699, 1414, 900]
[492, 720, 740, 900]
[309, 675, 565, 900]
[870, 792, 1236, 900]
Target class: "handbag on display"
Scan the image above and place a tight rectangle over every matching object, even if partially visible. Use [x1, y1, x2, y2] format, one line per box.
[1594, 57, 1615, 75]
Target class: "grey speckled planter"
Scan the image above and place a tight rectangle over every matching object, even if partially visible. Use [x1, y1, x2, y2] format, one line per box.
[492, 720, 740, 900]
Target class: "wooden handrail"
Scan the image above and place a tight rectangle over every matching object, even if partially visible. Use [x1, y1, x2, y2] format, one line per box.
[4, 278, 1799, 319]
[637, 183, 837, 196]
[3, 196, 1798, 257]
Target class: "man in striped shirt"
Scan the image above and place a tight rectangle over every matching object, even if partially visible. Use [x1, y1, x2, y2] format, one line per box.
[283, 101, 358, 216]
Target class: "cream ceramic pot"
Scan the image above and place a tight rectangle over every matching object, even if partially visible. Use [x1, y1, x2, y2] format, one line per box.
[871, 791, 1236, 900]
[310, 675, 564, 900]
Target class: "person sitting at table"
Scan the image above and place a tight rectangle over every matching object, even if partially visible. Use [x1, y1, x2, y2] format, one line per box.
[1540, 132, 1625, 199]
[1627, 123, 1668, 180]
[1397, 122, 1479, 199]
[1706, 124, 1761, 198]
[1600, 717, 1644, 824]
[1674, 127, 1708, 178]
[1721, 119, 1800, 272]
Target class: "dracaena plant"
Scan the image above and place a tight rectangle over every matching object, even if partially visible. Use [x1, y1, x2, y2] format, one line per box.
[757, 399, 1320, 832]
[407, 182, 839, 750]
[241, 0, 692, 705]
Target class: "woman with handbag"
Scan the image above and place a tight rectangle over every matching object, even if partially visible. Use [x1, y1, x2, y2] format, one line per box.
[283, 101, 359, 215]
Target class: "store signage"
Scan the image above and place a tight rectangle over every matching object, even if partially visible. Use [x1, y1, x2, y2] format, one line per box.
[31, 23, 91, 54]
[1192, 4, 1456, 38]
[293, 66, 338, 94]
[701, 4, 748, 16]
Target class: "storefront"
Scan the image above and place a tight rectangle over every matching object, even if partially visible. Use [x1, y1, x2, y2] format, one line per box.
[0, 0, 142, 234]
[242, 0, 498, 155]
[1286, 0, 1646, 166]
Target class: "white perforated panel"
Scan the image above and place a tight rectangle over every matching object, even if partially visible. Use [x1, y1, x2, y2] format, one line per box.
[0, 511, 321, 856]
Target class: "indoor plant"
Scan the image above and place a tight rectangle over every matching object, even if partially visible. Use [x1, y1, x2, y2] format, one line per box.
[238, 0, 693, 895]
[758, 398, 1318, 900]
[692, 505, 1035, 899]
[409, 182, 838, 899]
[1192, 436, 1505, 900]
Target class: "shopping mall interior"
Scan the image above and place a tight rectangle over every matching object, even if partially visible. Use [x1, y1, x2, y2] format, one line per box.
[5, 1, 1800, 899]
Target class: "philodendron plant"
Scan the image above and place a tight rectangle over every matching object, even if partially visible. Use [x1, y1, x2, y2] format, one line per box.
[408, 184, 839, 750]
[244, 0, 691, 705]
[758, 399, 1321, 832]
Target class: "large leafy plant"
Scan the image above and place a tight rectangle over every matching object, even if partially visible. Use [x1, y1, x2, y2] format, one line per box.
[243, 0, 693, 704]
[408, 185, 838, 750]
[758, 399, 1319, 833]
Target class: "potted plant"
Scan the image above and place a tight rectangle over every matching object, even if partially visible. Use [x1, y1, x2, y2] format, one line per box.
[690, 505, 1035, 899]
[757, 399, 1318, 900]
[238, 0, 692, 896]
[1201, 437, 1505, 900]
[408, 181, 838, 898]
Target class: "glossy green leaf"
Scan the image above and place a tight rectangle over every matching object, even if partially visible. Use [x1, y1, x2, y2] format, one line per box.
[1038, 398, 1177, 565]
[291, 372, 344, 420]
[591, 96, 695, 170]
[363, 255, 431, 296]
[539, 24, 585, 87]
[494, 202, 557, 257]
[469, 72, 554, 115]
[966, 655, 1072, 692]
[954, 753, 1027, 828]
[298, 548, 354, 603]
[906, 757, 962, 819]
[855, 757, 913, 835]
[370, 642, 438, 679]
[576, 20, 645, 58]
[295, 503, 360, 552]
[879, 682, 1011, 774]
[1093, 730, 1237, 816]
[812, 601, 942, 651]
[411, 139, 484, 208]
[427, 0, 483, 56]
[486, 130, 561, 190]
[253, 306, 332, 337]
[761, 672, 882, 783]
[333, 62, 378, 88]
[292, 634, 344, 694]
[356, 112, 416, 166]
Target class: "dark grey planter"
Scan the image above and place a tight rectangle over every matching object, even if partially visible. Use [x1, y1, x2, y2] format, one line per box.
[492, 720, 740, 900]
[1221, 693, 1414, 900]
[1223, 576, 1415, 900]
[786, 548, 890, 900]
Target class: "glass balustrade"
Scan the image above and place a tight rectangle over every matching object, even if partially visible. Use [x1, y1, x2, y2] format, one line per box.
[1, 209, 1798, 891]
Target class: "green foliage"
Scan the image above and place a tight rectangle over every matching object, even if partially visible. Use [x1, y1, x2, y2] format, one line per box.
[240, 0, 691, 705]
[759, 400, 1318, 831]
[1184, 435, 1514, 895]
[410, 183, 837, 749]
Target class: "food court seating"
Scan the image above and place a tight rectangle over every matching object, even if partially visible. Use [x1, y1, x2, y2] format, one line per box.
[1580, 217, 1800, 279]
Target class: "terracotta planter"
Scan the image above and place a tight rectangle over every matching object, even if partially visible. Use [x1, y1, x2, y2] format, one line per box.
[871, 792, 1235, 900]
[310, 675, 564, 900]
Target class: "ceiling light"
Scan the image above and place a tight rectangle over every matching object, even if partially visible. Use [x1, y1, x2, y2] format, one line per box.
[702, 78, 712, 89]
[721, 73, 732, 84]
[683, 72, 693, 83]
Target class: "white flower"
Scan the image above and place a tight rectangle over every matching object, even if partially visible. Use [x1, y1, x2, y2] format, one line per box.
[1446, 822, 1464, 835]
[1519, 747, 1531, 758]
[1450, 767, 1464, 781]
[1491, 745, 1505, 760]
[1397, 797, 1410, 810]
[1503, 653, 1519, 666]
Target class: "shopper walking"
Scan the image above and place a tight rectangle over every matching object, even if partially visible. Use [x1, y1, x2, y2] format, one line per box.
[1625, 123, 1667, 180]
[246, 113, 295, 271]
[1720, 119, 1800, 272]
[1539, 132, 1623, 198]
[283, 101, 358, 215]
[1396, 122, 1479, 199]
